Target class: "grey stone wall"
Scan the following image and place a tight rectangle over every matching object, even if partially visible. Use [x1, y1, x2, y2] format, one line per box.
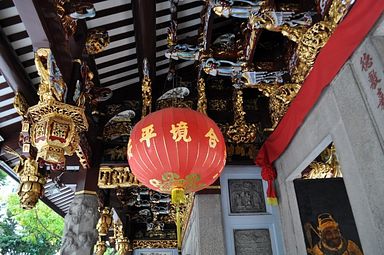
[274, 16, 384, 255]
[182, 194, 226, 255]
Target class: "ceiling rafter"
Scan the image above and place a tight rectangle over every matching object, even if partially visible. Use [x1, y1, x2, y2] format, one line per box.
[131, 0, 156, 80]
[0, 27, 37, 105]
[13, 0, 101, 104]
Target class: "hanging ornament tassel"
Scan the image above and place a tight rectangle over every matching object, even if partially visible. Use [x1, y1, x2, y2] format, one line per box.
[171, 187, 186, 252]
[261, 164, 278, 205]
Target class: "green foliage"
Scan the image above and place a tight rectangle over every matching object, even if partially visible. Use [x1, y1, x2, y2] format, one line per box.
[0, 194, 64, 255]
[0, 210, 29, 254]
[0, 169, 7, 185]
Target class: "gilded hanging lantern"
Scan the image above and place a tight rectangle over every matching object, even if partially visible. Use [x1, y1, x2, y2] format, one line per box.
[28, 101, 88, 166]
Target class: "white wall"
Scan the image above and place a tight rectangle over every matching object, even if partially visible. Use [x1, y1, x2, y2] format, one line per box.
[274, 16, 384, 255]
[182, 194, 226, 255]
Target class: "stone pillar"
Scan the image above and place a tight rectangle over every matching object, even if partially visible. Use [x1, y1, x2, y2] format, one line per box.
[182, 194, 226, 255]
[60, 192, 100, 255]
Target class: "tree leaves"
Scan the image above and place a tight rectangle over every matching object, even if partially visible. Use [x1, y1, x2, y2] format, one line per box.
[0, 194, 64, 255]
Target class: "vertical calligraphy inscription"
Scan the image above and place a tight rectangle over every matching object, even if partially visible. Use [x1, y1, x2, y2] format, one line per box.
[234, 229, 273, 255]
[228, 179, 266, 213]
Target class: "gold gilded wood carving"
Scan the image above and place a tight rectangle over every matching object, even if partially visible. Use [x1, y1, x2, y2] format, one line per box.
[86, 30, 110, 55]
[157, 99, 194, 110]
[13, 92, 29, 118]
[226, 143, 258, 161]
[282, 0, 355, 83]
[98, 166, 141, 189]
[35, 48, 67, 102]
[303, 144, 342, 179]
[208, 99, 227, 111]
[197, 77, 207, 114]
[226, 89, 258, 143]
[56, 0, 96, 37]
[142, 58, 152, 118]
[94, 238, 107, 255]
[112, 220, 130, 255]
[132, 240, 178, 249]
[268, 83, 301, 129]
[17, 158, 46, 210]
[96, 207, 113, 236]
[3, 147, 46, 210]
[22, 48, 88, 166]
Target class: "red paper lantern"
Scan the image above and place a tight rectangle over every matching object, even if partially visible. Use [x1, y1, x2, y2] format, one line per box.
[128, 107, 226, 199]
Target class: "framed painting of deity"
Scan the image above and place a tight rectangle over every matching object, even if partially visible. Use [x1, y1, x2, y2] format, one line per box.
[294, 178, 364, 255]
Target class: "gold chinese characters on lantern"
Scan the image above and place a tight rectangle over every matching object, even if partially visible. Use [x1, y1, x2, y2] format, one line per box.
[128, 108, 226, 250]
[128, 108, 226, 198]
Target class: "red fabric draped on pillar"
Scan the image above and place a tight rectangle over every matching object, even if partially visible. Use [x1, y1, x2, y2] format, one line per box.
[256, 0, 384, 204]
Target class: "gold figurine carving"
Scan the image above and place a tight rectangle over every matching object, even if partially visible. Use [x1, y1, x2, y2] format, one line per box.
[226, 89, 258, 143]
[303, 143, 342, 179]
[35, 48, 67, 102]
[94, 238, 107, 255]
[98, 166, 141, 189]
[113, 220, 130, 255]
[96, 207, 113, 236]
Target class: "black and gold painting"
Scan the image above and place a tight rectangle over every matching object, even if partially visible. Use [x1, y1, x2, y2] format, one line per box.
[294, 178, 364, 255]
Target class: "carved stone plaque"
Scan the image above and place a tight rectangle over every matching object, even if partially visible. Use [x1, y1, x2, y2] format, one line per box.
[234, 229, 273, 255]
[228, 179, 266, 213]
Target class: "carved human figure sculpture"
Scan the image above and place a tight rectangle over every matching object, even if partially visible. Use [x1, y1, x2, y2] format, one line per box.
[165, 44, 200, 61]
[210, 0, 265, 18]
[249, 10, 314, 32]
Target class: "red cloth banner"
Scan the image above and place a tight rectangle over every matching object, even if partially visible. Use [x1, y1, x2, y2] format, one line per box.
[256, 1, 384, 202]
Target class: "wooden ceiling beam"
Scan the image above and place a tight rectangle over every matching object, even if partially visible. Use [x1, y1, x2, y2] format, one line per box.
[132, 0, 156, 79]
[0, 28, 38, 105]
[13, 0, 101, 104]
[0, 28, 36, 149]
[13, 0, 73, 85]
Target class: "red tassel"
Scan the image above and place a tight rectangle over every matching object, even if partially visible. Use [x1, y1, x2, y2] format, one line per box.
[261, 164, 278, 205]
[255, 150, 278, 205]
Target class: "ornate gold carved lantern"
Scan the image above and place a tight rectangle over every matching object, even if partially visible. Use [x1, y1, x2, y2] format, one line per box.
[25, 48, 89, 168]
[28, 103, 88, 166]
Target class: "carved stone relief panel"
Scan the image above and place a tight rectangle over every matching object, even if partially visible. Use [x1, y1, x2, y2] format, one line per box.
[228, 179, 266, 213]
[234, 229, 273, 255]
